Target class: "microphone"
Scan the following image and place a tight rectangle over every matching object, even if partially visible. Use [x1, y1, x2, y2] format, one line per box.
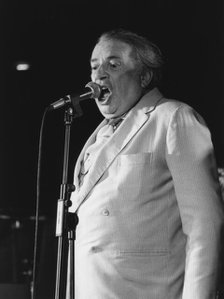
[49, 82, 102, 110]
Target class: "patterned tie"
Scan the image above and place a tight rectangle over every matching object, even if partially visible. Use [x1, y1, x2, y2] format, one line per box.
[78, 117, 124, 187]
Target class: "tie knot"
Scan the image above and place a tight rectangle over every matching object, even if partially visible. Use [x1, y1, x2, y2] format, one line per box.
[108, 117, 123, 131]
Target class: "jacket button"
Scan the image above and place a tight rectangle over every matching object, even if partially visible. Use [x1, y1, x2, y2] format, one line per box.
[102, 209, 110, 216]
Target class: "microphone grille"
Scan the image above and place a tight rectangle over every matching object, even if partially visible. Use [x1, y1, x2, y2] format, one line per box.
[85, 82, 102, 99]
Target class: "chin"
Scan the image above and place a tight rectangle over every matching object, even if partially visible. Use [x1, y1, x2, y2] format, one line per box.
[100, 112, 116, 119]
[99, 110, 117, 119]
[97, 105, 116, 118]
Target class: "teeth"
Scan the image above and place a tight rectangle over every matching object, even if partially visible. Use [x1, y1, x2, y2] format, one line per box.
[102, 86, 109, 91]
[99, 86, 111, 101]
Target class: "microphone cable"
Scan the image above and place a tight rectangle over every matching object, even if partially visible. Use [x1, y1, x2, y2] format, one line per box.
[31, 106, 50, 299]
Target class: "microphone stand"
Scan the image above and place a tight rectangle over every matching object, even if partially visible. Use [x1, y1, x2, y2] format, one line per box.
[54, 104, 81, 299]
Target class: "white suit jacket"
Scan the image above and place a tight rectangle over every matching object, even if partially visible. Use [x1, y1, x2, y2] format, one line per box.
[70, 88, 224, 299]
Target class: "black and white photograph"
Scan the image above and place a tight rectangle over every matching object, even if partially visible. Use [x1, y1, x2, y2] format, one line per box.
[0, 1, 224, 298]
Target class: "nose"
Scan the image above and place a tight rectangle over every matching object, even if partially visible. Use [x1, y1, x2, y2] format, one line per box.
[92, 64, 109, 83]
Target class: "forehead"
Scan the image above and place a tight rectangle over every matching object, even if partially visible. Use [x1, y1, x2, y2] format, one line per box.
[91, 39, 135, 63]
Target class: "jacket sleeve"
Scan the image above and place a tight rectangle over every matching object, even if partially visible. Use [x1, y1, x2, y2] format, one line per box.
[166, 105, 224, 299]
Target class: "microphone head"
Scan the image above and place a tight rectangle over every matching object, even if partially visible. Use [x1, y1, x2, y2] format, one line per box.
[85, 82, 102, 99]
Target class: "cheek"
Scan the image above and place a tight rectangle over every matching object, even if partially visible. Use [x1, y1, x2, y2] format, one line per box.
[116, 78, 139, 98]
[118, 70, 140, 88]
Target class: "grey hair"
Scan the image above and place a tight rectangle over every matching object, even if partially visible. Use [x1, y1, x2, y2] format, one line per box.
[97, 29, 164, 88]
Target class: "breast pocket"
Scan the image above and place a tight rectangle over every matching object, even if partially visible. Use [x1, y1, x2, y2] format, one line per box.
[115, 153, 152, 195]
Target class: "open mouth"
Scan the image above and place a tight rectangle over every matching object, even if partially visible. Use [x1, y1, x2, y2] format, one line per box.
[99, 86, 112, 101]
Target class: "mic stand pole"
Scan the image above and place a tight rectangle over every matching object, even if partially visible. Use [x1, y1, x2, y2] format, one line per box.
[54, 104, 81, 299]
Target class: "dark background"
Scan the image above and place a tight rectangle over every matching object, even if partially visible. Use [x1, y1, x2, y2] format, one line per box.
[0, 0, 223, 297]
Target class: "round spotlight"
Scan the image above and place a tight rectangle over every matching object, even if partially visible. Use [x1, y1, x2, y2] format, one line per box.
[16, 62, 30, 71]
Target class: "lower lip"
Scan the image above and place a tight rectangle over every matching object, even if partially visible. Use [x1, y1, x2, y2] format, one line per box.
[98, 94, 112, 105]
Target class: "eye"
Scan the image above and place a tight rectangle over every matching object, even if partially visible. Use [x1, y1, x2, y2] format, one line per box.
[91, 64, 98, 71]
[109, 60, 121, 69]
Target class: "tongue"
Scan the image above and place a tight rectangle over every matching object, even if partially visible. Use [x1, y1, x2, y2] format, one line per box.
[100, 89, 110, 100]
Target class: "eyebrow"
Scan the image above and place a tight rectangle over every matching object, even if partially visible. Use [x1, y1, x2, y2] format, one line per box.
[90, 55, 121, 64]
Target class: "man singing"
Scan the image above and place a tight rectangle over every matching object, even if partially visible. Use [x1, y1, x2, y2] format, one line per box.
[69, 29, 224, 299]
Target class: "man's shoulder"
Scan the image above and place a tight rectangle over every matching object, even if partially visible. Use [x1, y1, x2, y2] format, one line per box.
[143, 88, 191, 113]
[158, 93, 190, 111]
[153, 95, 207, 128]
[147, 91, 190, 114]
[142, 90, 201, 126]
[157, 93, 199, 119]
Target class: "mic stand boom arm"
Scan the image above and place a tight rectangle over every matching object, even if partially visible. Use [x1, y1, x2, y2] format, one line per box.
[54, 104, 80, 299]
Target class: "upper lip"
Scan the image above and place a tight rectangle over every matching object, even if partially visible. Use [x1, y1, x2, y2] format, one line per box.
[100, 84, 111, 91]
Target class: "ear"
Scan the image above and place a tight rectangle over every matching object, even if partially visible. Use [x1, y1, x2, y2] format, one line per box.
[140, 70, 152, 88]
